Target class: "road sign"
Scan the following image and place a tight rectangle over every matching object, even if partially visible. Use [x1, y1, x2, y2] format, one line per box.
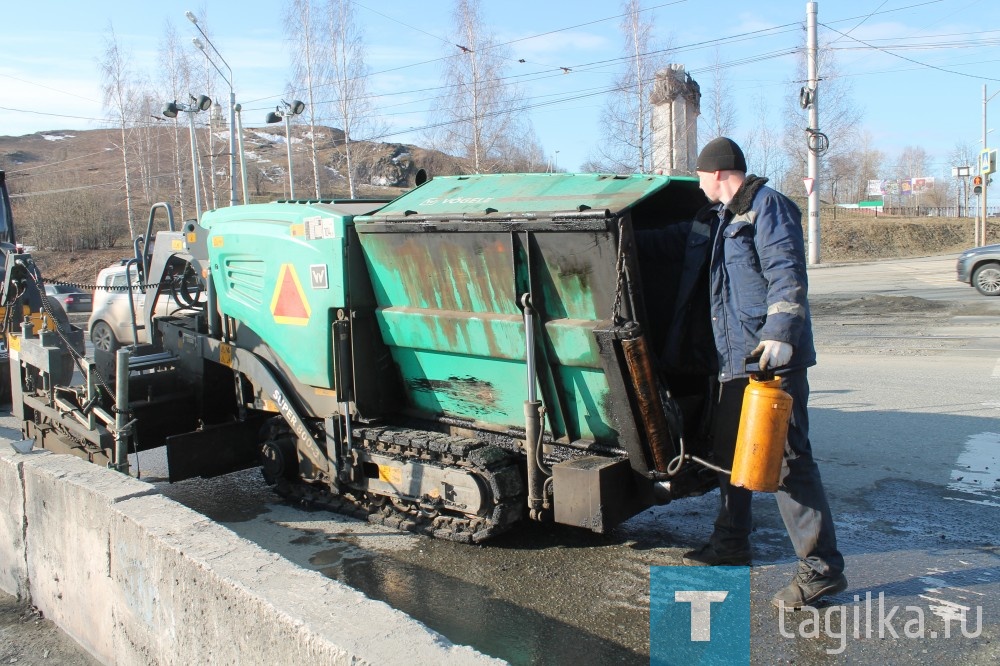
[803, 177, 815, 196]
[980, 149, 996, 176]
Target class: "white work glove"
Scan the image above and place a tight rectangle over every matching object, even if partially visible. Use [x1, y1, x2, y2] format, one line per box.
[752, 340, 793, 370]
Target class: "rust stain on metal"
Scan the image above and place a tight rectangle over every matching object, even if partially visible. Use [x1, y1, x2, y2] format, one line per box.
[556, 258, 593, 292]
[373, 234, 517, 317]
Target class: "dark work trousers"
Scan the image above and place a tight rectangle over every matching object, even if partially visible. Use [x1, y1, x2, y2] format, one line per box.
[709, 369, 845, 576]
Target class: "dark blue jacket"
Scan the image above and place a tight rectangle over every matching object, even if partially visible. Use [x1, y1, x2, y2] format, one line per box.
[705, 176, 816, 380]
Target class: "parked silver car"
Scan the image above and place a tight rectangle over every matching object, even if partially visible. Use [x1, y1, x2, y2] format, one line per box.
[956, 244, 1000, 296]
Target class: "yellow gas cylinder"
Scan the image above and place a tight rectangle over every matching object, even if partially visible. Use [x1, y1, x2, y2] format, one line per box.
[730, 376, 793, 492]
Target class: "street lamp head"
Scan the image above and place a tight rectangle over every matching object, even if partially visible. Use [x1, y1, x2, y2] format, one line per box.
[191, 94, 212, 111]
[266, 110, 282, 124]
[162, 101, 180, 119]
[192, 37, 205, 51]
[289, 100, 306, 115]
[185, 11, 198, 24]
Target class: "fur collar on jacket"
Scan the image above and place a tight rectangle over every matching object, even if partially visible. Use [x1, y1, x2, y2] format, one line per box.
[725, 174, 769, 216]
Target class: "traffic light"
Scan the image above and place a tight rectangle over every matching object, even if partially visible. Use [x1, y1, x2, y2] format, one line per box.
[974, 175, 983, 195]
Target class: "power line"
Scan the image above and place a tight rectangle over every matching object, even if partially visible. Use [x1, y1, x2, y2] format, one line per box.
[6, 150, 117, 174]
[827, 0, 889, 47]
[0, 73, 101, 104]
[820, 23, 1000, 82]
[0, 106, 106, 123]
[9, 180, 125, 198]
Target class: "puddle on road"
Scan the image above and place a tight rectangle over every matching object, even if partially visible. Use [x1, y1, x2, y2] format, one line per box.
[307, 540, 645, 666]
[947, 432, 1000, 507]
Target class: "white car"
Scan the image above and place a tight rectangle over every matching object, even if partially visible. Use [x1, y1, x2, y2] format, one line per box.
[87, 263, 172, 352]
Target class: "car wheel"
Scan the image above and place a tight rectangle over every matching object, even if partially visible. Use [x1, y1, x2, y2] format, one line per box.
[973, 263, 1000, 296]
[91, 321, 120, 352]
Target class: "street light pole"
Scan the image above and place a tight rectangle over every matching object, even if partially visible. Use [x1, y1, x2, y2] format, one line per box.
[234, 104, 249, 204]
[188, 110, 204, 218]
[284, 112, 295, 199]
[187, 12, 240, 208]
[266, 101, 306, 200]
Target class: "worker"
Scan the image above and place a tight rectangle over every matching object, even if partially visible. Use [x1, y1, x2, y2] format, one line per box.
[679, 137, 847, 610]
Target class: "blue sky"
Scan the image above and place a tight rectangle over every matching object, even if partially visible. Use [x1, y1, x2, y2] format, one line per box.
[2, 0, 999, 177]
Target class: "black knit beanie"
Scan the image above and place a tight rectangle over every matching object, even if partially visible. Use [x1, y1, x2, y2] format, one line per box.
[696, 137, 747, 172]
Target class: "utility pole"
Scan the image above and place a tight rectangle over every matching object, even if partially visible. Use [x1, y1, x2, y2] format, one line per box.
[806, 2, 820, 263]
[984, 85, 990, 246]
[806, 2, 821, 264]
[266, 101, 306, 200]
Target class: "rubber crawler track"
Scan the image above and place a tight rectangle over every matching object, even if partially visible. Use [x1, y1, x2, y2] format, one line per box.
[272, 425, 526, 543]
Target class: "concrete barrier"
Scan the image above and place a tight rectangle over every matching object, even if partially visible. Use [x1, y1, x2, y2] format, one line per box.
[0, 445, 28, 596]
[0, 446, 502, 665]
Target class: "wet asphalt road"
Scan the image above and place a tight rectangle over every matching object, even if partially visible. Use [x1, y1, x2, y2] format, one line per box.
[6, 254, 1000, 664]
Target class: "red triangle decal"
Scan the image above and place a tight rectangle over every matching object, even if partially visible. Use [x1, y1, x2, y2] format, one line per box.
[273, 268, 308, 319]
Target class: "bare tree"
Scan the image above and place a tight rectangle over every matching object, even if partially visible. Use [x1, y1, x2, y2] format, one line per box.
[826, 135, 883, 206]
[437, 0, 529, 173]
[16, 184, 123, 251]
[780, 33, 863, 200]
[850, 131, 883, 203]
[741, 93, 785, 182]
[893, 145, 932, 209]
[100, 23, 140, 238]
[285, 0, 327, 198]
[894, 146, 929, 180]
[950, 141, 979, 216]
[132, 91, 163, 206]
[497, 126, 548, 173]
[324, 0, 383, 196]
[704, 46, 736, 142]
[591, 0, 670, 173]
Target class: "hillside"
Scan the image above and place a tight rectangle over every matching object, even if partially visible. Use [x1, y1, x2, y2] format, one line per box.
[3, 125, 996, 284]
[0, 124, 468, 199]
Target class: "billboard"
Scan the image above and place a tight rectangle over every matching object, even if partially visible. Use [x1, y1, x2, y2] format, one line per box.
[867, 178, 935, 197]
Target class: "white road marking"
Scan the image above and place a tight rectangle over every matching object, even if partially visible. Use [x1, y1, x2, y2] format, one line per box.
[918, 595, 973, 624]
[919, 569, 986, 625]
